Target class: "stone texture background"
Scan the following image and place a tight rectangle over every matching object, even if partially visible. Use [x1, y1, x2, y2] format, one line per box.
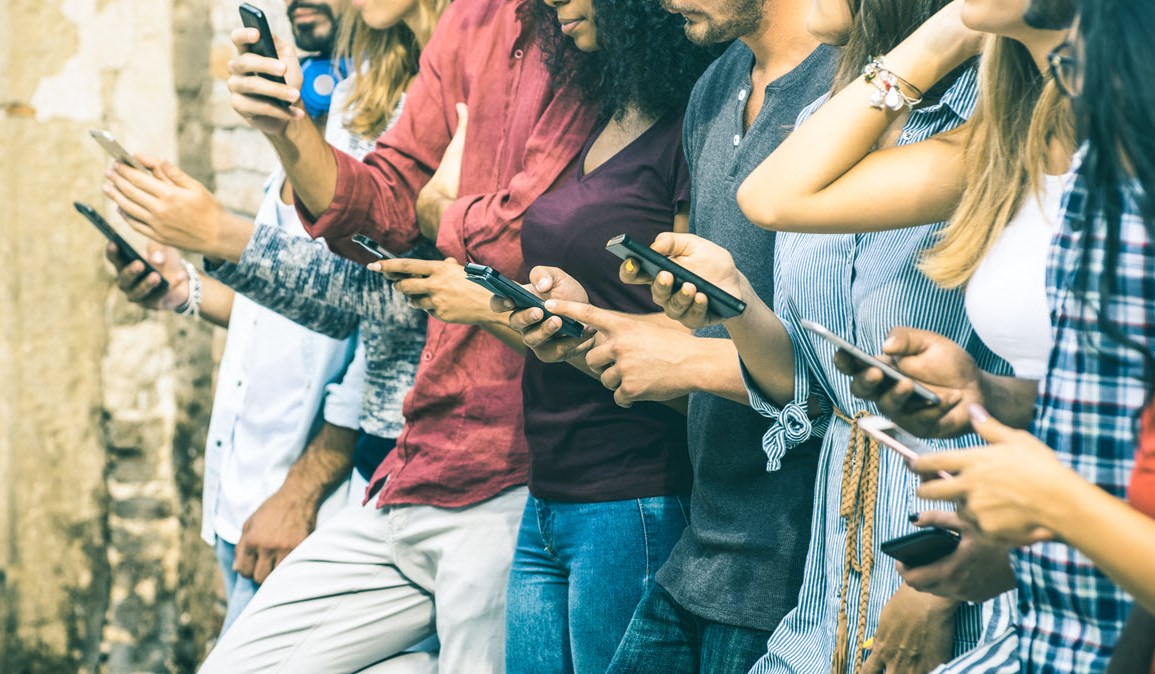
[1, 1, 281, 671]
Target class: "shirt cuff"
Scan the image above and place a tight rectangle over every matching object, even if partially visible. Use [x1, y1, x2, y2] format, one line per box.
[322, 333, 366, 430]
[740, 337, 831, 473]
[296, 145, 360, 240]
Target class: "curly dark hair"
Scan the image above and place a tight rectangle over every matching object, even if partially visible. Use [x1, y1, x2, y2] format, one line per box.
[530, 0, 723, 121]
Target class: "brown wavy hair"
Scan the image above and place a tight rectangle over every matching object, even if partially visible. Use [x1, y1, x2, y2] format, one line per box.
[333, 0, 450, 138]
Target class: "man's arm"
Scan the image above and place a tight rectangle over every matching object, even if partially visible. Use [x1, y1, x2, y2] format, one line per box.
[232, 422, 358, 584]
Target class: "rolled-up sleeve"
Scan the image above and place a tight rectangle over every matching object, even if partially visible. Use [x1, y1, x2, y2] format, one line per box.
[742, 317, 831, 472]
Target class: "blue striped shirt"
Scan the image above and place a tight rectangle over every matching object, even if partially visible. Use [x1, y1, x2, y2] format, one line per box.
[747, 66, 1017, 674]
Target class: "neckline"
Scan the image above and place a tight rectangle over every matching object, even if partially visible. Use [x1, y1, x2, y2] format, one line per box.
[578, 115, 667, 181]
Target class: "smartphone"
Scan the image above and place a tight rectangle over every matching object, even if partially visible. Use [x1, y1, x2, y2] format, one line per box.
[352, 234, 399, 260]
[89, 130, 149, 172]
[239, 3, 287, 85]
[75, 202, 170, 295]
[464, 263, 585, 340]
[797, 318, 942, 408]
[604, 234, 747, 320]
[859, 415, 952, 480]
[880, 527, 961, 567]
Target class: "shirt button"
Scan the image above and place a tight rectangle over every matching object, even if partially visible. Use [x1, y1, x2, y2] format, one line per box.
[513, 48, 524, 59]
[738, 89, 747, 101]
[422, 351, 433, 361]
[732, 134, 741, 147]
[236, 379, 243, 387]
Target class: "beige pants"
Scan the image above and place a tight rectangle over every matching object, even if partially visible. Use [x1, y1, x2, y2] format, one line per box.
[198, 487, 528, 674]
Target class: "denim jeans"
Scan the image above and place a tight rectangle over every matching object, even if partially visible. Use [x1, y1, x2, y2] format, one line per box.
[213, 537, 261, 634]
[505, 495, 690, 674]
[606, 581, 772, 674]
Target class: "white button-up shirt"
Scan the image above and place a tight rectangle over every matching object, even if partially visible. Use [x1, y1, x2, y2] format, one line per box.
[200, 175, 364, 545]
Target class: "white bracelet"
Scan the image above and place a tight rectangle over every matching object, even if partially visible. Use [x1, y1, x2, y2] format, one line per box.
[174, 259, 202, 320]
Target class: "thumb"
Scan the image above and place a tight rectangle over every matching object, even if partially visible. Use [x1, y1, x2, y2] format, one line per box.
[453, 103, 468, 139]
[911, 509, 964, 532]
[158, 160, 196, 188]
[882, 326, 932, 358]
[544, 298, 619, 331]
[968, 404, 1016, 444]
[530, 266, 563, 295]
[650, 231, 696, 258]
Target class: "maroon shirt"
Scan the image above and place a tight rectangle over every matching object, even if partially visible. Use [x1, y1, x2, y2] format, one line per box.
[299, 0, 598, 508]
[521, 113, 692, 502]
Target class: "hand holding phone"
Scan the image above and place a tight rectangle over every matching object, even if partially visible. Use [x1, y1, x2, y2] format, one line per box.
[858, 415, 952, 480]
[238, 3, 286, 85]
[880, 527, 961, 568]
[605, 234, 747, 319]
[76, 202, 170, 296]
[465, 263, 585, 340]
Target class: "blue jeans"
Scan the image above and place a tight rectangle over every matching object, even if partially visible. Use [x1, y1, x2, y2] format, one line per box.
[214, 538, 260, 634]
[505, 495, 689, 674]
[606, 581, 772, 674]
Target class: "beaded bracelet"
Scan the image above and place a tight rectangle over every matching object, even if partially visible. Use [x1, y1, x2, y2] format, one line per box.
[174, 259, 202, 320]
[862, 57, 924, 111]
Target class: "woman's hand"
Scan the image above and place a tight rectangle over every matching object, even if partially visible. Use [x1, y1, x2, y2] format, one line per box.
[897, 510, 1016, 603]
[370, 257, 499, 325]
[500, 266, 596, 363]
[619, 232, 749, 330]
[226, 28, 306, 135]
[416, 103, 468, 242]
[914, 405, 1069, 547]
[103, 156, 253, 262]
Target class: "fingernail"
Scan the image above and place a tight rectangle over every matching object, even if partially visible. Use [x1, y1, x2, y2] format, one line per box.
[287, 88, 299, 99]
[624, 258, 637, 273]
[968, 403, 990, 424]
[908, 512, 920, 523]
[543, 299, 556, 311]
[367, 262, 381, 271]
[883, 337, 896, 350]
[536, 277, 551, 292]
[151, 251, 164, 263]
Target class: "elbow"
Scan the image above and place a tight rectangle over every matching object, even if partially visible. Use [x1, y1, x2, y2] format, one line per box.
[736, 178, 787, 231]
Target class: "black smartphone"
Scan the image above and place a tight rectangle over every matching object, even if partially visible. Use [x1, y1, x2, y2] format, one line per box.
[604, 234, 747, 319]
[75, 202, 170, 295]
[880, 527, 960, 567]
[239, 3, 286, 85]
[352, 234, 398, 260]
[464, 263, 585, 340]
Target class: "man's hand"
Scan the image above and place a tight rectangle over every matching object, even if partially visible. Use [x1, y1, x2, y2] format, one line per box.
[897, 510, 1017, 603]
[833, 327, 981, 438]
[546, 300, 702, 407]
[619, 232, 749, 330]
[233, 484, 317, 584]
[862, 584, 957, 674]
[226, 29, 306, 135]
[106, 241, 190, 310]
[416, 103, 468, 242]
[104, 156, 253, 262]
[501, 266, 596, 363]
[914, 406, 1067, 547]
[371, 257, 499, 325]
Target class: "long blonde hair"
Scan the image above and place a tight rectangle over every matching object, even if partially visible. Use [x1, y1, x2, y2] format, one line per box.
[920, 36, 1075, 288]
[333, 1, 449, 138]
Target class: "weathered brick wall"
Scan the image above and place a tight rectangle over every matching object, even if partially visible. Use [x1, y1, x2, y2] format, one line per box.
[0, 0, 279, 671]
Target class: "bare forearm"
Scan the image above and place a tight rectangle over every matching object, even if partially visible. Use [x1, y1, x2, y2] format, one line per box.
[482, 319, 528, 356]
[723, 287, 796, 405]
[978, 373, 1039, 430]
[269, 118, 339, 220]
[279, 422, 358, 507]
[196, 275, 235, 328]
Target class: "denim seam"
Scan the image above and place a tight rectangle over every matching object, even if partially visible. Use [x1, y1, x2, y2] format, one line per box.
[635, 498, 653, 581]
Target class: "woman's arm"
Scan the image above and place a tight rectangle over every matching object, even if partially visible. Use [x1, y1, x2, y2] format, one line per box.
[736, 2, 982, 233]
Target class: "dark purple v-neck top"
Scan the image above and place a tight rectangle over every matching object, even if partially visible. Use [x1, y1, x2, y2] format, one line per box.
[520, 112, 692, 502]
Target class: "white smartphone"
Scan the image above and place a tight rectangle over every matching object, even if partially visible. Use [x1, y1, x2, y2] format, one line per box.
[859, 415, 952, 480]
[89, 129, 149, 172]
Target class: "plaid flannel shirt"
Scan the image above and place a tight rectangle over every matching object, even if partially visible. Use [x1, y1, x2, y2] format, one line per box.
[1015, 169, 1154, 672]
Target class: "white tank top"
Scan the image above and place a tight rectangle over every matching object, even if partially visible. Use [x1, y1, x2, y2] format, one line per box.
[965, 174, 1070, 379]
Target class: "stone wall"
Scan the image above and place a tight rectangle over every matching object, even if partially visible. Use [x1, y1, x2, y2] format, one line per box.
[1, 0, 278, 671]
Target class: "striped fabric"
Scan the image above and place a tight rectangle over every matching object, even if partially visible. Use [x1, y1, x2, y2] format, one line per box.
[747, 65, 1017, 674]
[945, 163, 1154, 673]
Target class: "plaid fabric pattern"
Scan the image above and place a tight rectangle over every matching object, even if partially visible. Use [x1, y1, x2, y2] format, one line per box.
[1014, 172, 1155, 672]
